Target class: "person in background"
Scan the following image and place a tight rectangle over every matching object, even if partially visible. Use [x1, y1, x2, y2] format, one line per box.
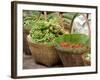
[71, 13, 91, 36]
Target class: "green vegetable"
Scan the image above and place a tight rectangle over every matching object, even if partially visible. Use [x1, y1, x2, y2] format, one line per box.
[63, 12, 78, 20]
[29, 19, 64, 44]
[55, 34, 90, 54]
[28, 12, 67, 44]
[23, 11, 41, 30]
[54, 34, 90, 45]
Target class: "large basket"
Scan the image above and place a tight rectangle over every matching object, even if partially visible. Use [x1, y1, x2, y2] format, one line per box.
[27, 37, 61, 67]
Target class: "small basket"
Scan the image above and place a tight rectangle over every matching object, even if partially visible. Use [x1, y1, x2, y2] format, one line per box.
[56, 46, 90, 67]
[27, 36, 61, 67]
[55, 14, 91, 67]
[57, 52, 84, 67]
[82, 53, 91, 66]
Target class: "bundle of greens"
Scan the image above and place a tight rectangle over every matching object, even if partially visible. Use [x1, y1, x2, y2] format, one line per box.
[29, 19, 64, 44]
[23, 11, 41, 30]
[54, 34, 90, 45]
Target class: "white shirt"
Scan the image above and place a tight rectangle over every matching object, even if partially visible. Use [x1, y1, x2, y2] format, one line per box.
[71, 14, 91, 36]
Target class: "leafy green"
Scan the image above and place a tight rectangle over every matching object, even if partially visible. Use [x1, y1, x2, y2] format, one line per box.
[54, 34, 90, 45]
[29, 20, 64, 44]
[23, 11, 41, 30]
[54, 34, 90, 54]
[70, 34, 89, 44]
[63, 12, 78, 20]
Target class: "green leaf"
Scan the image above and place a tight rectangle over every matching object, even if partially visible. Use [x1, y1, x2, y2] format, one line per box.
[54, 34, 90, 45]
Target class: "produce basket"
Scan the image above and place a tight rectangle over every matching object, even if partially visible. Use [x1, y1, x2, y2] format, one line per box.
[27, 35, 61, 67]
[55, 34, 90, 67]
[82, 53, 91, 66]
[23, 11, 40, 55]
[56, 51, 85, 67]
[23, 29, 31, 55]
[55, 14, 91, 67]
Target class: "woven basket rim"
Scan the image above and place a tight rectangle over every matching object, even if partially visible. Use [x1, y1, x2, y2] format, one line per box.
[55, 45, 89, 54]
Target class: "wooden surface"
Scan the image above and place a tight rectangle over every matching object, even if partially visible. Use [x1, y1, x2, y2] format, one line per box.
[23, 54, 63, 69]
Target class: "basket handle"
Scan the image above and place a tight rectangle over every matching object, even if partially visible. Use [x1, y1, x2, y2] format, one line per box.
[82, 14, 91, 39]
[70, 13, 78, 33]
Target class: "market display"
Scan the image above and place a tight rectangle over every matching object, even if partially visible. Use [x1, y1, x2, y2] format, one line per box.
[23, 11, 91, 67]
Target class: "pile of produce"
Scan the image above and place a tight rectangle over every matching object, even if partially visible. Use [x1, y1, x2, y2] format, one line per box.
[23, 11, 77, 45]
[54, 34, 90, 54]
[60, 42, 84, 48]
[23, 11, 41, 30]
[29, 19, 64, 44]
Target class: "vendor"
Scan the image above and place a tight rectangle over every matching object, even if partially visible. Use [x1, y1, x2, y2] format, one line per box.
[71, 13, 91, 36]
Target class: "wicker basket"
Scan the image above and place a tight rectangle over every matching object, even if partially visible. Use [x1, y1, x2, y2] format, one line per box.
[23, 29, 31, 55]
[82, 53, 91, 66]
[27, 36, 61, 67]
[55, 34, 90, 67]
[55, 14, 91, 67]
[56, 47, 89, 67]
